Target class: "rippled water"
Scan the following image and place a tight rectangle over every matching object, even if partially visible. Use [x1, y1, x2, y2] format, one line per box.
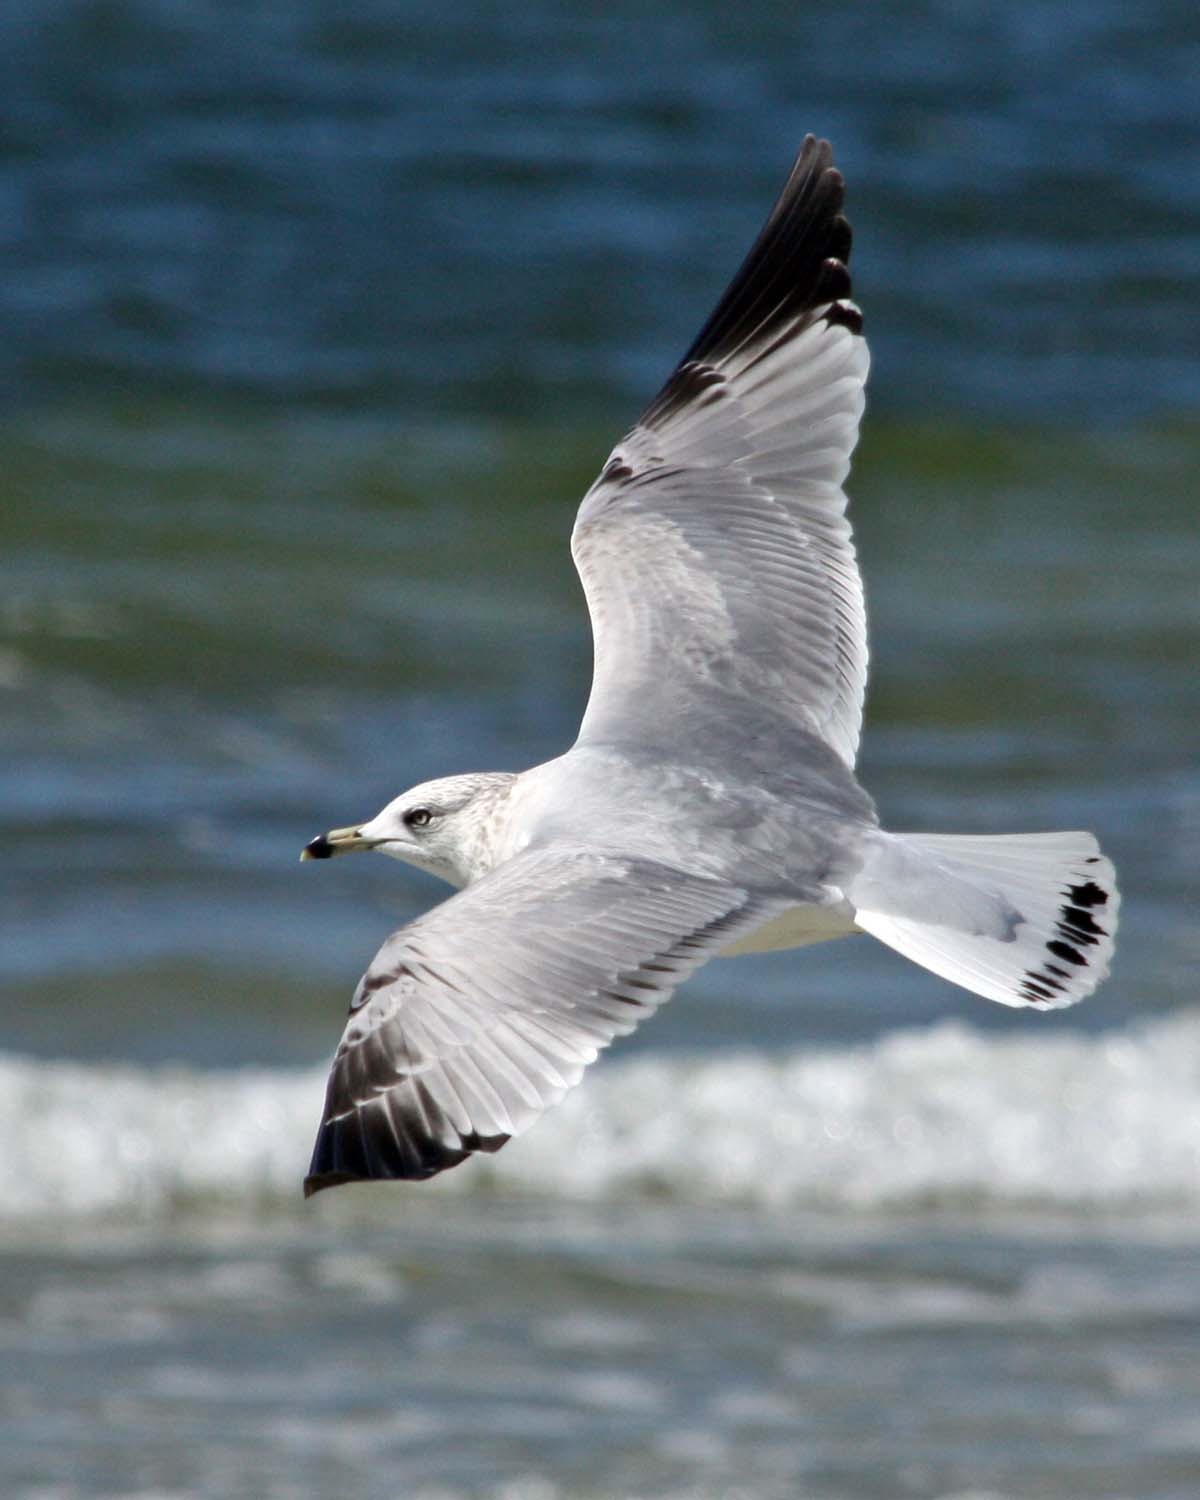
[3, 4, 1199, 1498]
[9, 1205, 1200, 1500]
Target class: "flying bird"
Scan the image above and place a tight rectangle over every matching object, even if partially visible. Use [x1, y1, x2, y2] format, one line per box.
[300, 137, 1118, 1196]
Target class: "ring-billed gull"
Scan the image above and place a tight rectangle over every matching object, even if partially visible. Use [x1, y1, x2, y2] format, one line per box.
[300, 137, 1118, 1196]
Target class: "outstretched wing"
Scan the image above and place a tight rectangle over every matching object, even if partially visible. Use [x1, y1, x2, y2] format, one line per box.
[572, 135, 870, 769]
[305, 848, 770, 1193]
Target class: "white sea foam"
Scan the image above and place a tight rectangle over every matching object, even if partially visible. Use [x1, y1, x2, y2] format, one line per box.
[3, 1011, 1198, 1226]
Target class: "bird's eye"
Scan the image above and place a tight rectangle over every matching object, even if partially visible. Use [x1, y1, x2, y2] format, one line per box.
[404, 808, 433, 830]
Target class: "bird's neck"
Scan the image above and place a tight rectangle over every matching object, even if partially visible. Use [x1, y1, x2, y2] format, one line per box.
[448, 771, 521, 887]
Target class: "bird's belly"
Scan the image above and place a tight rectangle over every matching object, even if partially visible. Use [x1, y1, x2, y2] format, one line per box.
[718, 901, 859, 957]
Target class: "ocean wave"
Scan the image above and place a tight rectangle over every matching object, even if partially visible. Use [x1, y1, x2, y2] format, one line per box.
[4, 1011, 1198, 1226]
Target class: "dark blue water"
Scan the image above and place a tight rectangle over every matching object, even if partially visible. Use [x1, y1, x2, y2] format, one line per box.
[3, 1, 1198, 419]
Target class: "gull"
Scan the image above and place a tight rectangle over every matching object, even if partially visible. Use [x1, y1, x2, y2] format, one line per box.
[300, 137, 1118, 1197]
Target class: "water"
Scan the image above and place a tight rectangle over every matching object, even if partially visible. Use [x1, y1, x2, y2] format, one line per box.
[8, 1206, 1200, 1500]
[5, 1011, 1200, 1224]
[2, 5, 1199, 1498]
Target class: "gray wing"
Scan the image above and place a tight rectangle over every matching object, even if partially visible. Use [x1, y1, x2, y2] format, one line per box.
[572, 136, 870, 769]
[305, 847, 771, 1193]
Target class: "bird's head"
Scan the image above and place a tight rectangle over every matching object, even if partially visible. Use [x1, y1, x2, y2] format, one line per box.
[301, 771, 517, 888]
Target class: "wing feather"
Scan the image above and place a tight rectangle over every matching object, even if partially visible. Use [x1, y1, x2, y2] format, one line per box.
[305, 847, 769, 1193]
[571, 135, 869, 769]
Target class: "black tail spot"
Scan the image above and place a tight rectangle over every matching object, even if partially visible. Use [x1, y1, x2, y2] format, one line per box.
[1068, 880, 1108, 910]
[1059, 906, 1107, 943]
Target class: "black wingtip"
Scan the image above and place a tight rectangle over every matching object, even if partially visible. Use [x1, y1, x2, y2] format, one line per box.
[303, 1172, 347, 1199]
[825, 301, 864, 335]
[673, 135, 860, 374]
[304, 1091, 512, 1196]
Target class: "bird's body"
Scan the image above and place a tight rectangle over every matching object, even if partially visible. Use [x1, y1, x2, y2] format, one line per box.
[502, 737, 870, 893]
[301, 138, 1119, 1196]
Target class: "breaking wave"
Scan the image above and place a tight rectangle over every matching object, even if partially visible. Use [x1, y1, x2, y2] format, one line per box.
[4, 1010, 1198, 1226]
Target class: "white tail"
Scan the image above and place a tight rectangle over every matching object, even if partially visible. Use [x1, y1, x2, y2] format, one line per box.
[847, 830, 1119, 1009]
